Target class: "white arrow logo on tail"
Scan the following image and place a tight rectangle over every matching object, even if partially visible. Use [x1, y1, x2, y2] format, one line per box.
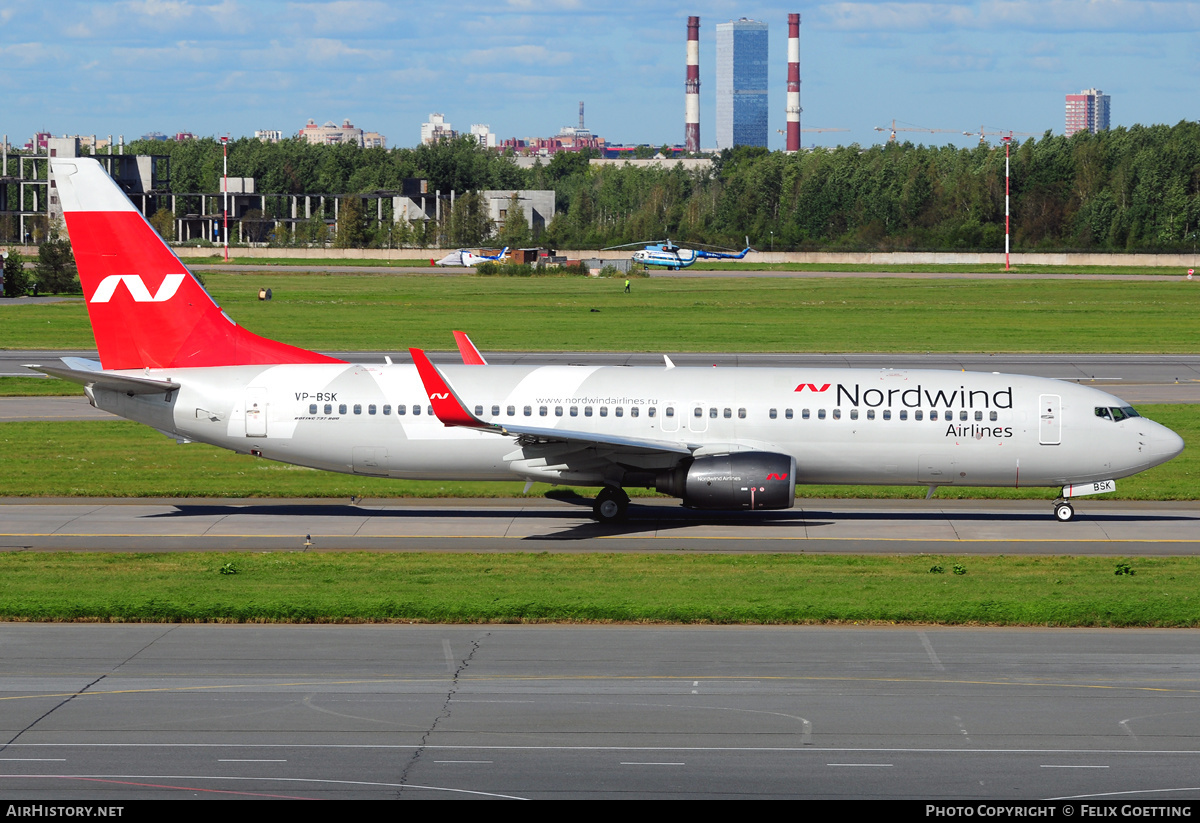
[91, 274, 186, 303]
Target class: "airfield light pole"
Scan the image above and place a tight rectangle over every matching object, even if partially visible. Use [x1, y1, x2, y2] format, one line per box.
[221, 135, 229, 263]
[1002, 133, 1012, 271]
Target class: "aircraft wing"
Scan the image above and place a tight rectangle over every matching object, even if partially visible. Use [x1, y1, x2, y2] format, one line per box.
[26, 357, 180, 395]
[409, 348, 694, 456]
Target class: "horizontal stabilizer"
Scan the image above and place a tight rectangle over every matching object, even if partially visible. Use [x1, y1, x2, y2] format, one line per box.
[26, 361, 180, 395]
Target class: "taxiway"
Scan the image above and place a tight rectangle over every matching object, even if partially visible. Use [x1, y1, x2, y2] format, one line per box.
[1, 623, 1198, 799]
[2, 497, 1198, 554]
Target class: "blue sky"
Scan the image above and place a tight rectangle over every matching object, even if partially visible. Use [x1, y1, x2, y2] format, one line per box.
[2, 1, 1197, 151]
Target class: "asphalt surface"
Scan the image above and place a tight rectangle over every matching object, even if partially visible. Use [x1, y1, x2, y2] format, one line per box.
[4, 282, 1198, 801]
[2, 497, 1198, 554]
[7, 349, 1200, 378]
[2, 624, 1199, 800]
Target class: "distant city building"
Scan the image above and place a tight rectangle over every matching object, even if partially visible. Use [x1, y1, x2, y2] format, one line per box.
[716, 18, 769, 150]
[1065, 88, 1110, 136]
[255, 130, 283, 143]
[498, 107, 606, 157]
[298, 119, 386, 148]
[470, 124, 496, 148]
[140, 131, 195, 142]
[421, 114, 457, 144]
[24, 132, 52, 152]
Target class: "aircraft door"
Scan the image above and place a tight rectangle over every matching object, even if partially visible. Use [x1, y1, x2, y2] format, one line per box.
[661, 402, 679, 433]
[688, 403, 708, 433]
[1038, 394, 1061, 445]
[245, 388, 268, 437]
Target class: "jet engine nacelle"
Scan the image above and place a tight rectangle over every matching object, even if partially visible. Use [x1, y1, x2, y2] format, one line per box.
[656, 452, 797, 510]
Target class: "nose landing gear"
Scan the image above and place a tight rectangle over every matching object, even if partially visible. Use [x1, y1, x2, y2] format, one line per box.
[1053, 500, 1075, 522]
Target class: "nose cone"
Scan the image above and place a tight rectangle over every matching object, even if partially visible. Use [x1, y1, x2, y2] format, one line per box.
[1150, 421, 1186, 460]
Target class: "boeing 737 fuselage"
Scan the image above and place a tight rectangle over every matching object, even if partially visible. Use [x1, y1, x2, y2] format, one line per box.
[37, 159, 1185, 523]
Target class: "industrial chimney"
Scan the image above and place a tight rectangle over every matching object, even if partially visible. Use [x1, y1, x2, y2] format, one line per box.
[685, 16, 700, 152]
[786, 13, 801, 153]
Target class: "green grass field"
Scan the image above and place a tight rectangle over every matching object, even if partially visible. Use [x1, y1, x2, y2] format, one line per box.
[1, 552, 1195, 626]
[0, 377, 80, 396]
[3, 271, 1196, 627]
[3, 273, 1200, 352]
[688, 261, 1199, 275]
[0, 405, 1193, 499]
[189, 256, 436, 266]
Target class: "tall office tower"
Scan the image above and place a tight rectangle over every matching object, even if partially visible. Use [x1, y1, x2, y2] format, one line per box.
[716, 18, 769, 150]
[1065, 88, 1111, 136]
[685, 16, 701, 152]
[786, 13, 801, 152]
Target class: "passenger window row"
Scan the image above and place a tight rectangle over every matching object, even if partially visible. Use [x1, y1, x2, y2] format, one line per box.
[306, 403, 433, 416]
[769, 408, 1002, 422]
[470, 404, 674, 419]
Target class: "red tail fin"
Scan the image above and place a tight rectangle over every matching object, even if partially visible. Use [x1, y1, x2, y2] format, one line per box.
[51, 158, 342, 370]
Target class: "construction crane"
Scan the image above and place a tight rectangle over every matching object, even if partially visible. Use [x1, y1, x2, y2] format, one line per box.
[963, 125, 1038, 145]
[777, 127, 849, 135]
[875, 119, 960, 143]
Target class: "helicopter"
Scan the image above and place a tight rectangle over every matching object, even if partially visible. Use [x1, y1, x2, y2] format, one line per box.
[604, 238, 754, 271]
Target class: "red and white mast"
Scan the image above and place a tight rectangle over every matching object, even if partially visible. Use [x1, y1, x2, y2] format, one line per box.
[685, 16, 700, 152]
[786, 13, 801, 153]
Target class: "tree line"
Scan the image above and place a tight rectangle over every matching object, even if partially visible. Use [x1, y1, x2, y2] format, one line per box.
[10, 121, 1200, 256]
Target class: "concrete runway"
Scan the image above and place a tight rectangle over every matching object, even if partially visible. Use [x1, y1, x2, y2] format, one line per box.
[3, 497, 1198, 554]
[7, 349, 1200, 377]
[2, 623, 1199, 800]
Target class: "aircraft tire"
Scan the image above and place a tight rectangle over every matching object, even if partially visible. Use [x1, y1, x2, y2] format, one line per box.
[593, 487, 630, 523]
[1053, 501, 1075, 522]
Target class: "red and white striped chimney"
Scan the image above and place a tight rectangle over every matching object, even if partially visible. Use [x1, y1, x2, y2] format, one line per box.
[786, 13, 801, 153]
[685, 15, 700, 152]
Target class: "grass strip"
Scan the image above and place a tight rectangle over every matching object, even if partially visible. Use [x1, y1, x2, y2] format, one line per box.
[0, 377, 81, 396]
[0, 552, 1195, 626]
[185, 256, 435, 267]
[3, 274, 1199, 352]
[688, 262, 1198, 275]
[0, 405, 1193, 499]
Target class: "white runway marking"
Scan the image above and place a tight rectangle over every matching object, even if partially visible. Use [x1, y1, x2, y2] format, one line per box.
[827, 763, 893, 767]
[1040, 764, 1109, 769]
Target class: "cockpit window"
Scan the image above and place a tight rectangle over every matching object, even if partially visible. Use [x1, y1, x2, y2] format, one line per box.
[1097, 406, 1140, 421]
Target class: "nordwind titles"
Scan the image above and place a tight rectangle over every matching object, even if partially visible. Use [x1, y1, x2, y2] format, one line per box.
[832, 383, 1014, 410]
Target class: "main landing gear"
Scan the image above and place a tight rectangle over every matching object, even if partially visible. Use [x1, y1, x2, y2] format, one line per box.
[1053, 500, 1075, 522]
[593, 486, 630, 523]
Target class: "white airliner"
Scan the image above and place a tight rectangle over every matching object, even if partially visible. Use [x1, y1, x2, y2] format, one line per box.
[35, 158, 1184, 523]
[434, 247, 509, 267]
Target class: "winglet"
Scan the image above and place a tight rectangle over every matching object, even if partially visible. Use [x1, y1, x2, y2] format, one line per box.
[452, 330, 488, 365]
[408, 348, 491, 429]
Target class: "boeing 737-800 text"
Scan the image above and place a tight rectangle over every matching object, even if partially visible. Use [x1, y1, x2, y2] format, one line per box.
[34, 158, 1184, 523]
